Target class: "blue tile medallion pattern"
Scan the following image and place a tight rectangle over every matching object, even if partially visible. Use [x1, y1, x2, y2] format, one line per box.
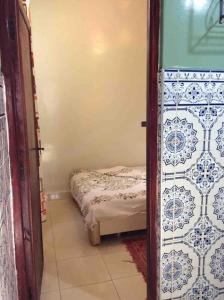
[216, 123, 224, 157]
[213, 188, 224, 223]
[210, 244, 224, 282]
[160, 70, 224, 299]
[164, 117, 198, 166]
[163, 185, 196, 232]
[162, 250, 193, 293]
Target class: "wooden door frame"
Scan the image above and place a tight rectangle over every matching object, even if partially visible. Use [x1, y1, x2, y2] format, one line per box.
[147, 1, 160, 300]
[0, 0, 29, 299]
[0, 0, 43, 299]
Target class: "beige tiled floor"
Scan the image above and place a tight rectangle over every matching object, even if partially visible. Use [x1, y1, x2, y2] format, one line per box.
[41, 198, 146, 300]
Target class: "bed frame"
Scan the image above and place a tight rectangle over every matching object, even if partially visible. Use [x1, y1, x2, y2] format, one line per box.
[88, 213, 146, 245]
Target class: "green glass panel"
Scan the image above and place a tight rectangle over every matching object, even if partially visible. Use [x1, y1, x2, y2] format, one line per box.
[161, 0, 224, 69]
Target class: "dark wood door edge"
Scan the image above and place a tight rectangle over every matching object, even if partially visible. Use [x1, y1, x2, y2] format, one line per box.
[0, 1, 44, 299]
[147, 1, 160, 300]
[0, 1, 28, 299]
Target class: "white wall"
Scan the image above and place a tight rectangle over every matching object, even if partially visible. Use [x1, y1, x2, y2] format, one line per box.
[30, 0, 147, 192]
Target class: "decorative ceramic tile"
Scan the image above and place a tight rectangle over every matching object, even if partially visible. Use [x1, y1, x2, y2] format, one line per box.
[185, 151, 224, 195]
[162, 250, 193, 293]
[160, 69, 224, 300]
[163, 70, 224, 106]
[206, 182, 224, 232]
[185, 276, 219, 300]
[205, 238, 224, 290]
[215, 293, 224, 300]
[213, 189, 224, 222]
[187, 106, 224, 132]
[162, 108, 204, 173]
[163, 185, 195, 231]
[160, 243, 199, 299]
[164, 116, 198, 166]
[216, 124, 224, 154]
[183, 216, 222, 256]
[210, 243, 224, 281]
[161, 179, 201, 240]
[211, 112, 224, 145]
[163, 70, 224, 82]
[0, 71, 18, 299]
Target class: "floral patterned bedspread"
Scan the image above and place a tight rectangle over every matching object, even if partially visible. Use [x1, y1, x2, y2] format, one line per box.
[70, 166, 146, 229]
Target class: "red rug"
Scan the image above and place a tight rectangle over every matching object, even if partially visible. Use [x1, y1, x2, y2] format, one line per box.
[124, 237, 147, 282]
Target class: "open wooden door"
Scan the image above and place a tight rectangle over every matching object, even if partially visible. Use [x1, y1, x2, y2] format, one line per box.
[16, 2, 44, 298]
[0, 0, 43, 299]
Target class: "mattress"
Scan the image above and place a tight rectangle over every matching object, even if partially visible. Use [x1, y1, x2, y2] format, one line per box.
[70, 166, 146, 229]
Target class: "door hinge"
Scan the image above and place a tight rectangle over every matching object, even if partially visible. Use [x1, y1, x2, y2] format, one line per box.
[7, 17, 16, 41]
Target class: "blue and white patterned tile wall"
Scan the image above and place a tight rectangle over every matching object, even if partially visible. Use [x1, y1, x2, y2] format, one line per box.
[0, 68, 18, 299]
[160, 69, 224, 300]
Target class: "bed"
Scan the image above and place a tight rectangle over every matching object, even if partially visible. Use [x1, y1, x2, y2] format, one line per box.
[70, 166, 146, 245]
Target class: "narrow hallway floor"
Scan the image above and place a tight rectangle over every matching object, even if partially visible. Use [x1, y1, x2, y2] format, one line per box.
[41, 197, 146, 300]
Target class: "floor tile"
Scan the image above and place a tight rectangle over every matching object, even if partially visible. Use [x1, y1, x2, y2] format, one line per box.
[43, 241, 56, 263]
[40, 291, 61, 300]
[102, 251, 139, 279]
[42, 220, 53, 237]
[42, 221, 56, 262]
[54, 226, 99, 260]
[41, 261, 60, 293]
[49, 199, 81, 224]
[42, 221, 53, 246]
[42, 199, 147, 300]
[52, 218, 86, 242]
[98, 237, 126, 254]
[113, 275, 146, 300]
[61, 281, 119, 300]
[48, 199, 74, 209]
[57, 255, 110, 289]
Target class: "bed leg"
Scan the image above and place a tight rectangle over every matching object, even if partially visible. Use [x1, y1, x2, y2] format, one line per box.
[88, 222, 101, 246]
